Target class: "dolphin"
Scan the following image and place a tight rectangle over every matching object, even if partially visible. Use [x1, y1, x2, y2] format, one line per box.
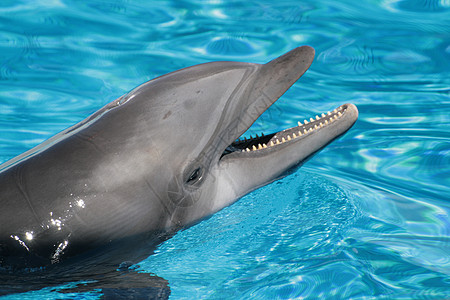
[0, 46, 358, 295]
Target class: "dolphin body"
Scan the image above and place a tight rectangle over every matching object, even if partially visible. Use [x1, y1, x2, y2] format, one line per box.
[0, 46, 358, 295]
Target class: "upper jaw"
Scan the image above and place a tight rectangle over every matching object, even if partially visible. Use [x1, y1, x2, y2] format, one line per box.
[215, 46, 316, 159]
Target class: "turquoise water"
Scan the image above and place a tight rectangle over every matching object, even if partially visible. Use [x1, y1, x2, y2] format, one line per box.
[1, 0, 449, 299]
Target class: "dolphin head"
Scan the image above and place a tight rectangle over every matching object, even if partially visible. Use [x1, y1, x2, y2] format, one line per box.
[89, 46, 358, 228]
[0, 46, 359, 272]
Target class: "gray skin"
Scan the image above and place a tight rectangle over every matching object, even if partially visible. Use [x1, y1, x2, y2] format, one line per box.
[0, 46, 358, 269]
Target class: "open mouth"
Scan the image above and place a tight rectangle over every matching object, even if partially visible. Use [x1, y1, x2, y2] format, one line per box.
[221, 104, 350, 157]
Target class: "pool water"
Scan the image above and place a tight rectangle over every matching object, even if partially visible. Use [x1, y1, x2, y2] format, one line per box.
[1, 0, 449, 299]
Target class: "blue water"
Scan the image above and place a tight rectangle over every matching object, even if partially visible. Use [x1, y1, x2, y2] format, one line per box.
[1, 0, 449, 299]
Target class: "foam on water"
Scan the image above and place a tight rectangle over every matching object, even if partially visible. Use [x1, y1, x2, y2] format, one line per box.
[0, 0, 449, 299]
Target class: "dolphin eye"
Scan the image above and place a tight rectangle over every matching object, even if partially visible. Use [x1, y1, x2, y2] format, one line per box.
[186, 167, 202, 184]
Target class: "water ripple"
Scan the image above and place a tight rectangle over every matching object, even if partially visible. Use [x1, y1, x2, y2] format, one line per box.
[140, 173, 360, 299]
[0, 0, 449, 299]
[387, 0, 450, 12]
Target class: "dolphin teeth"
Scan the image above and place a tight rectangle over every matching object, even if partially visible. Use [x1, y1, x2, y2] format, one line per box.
[304, 119, 308, 124]
[304, 129, 308, 134]
[244, 137, 247, 141]
[321, 113, 326, 118]
[320, 122, 323, 128]
[263, 143, 267, 148]
[250, 135, 253, 139]
[261, 132, 264, 137]
[338, 112, 343, 117]
[327, 111, 331, 115]
[287, 135, 291, 141]
[316, 115, 320, 120]
[252, 145, 257, 151]
[293, 133, 297, 138]
[258, 143, 262, 150]
[333, 108, 338, 113]
[276, 139, 280, 144]
[310, 117, 314, 122]
[314, 124, 319, 130]
[269, 141, 274, 147]
[246, 148, 250, 152]
[298, 131, 302, 136]
[281, 137, 286, 143]
[325, 120, 329, 125]
[298, 121, 302, 127]
[309, 128, 313, 132]
[255, 134, 259, 138]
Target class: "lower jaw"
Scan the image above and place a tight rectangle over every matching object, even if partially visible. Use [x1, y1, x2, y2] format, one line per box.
[223, 104, 349, 155]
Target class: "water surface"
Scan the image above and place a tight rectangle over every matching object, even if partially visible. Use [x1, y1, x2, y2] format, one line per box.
[0, 0, 449, 299]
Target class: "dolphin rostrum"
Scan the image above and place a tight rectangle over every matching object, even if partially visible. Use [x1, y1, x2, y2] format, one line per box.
[0, 46, 358, 283]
